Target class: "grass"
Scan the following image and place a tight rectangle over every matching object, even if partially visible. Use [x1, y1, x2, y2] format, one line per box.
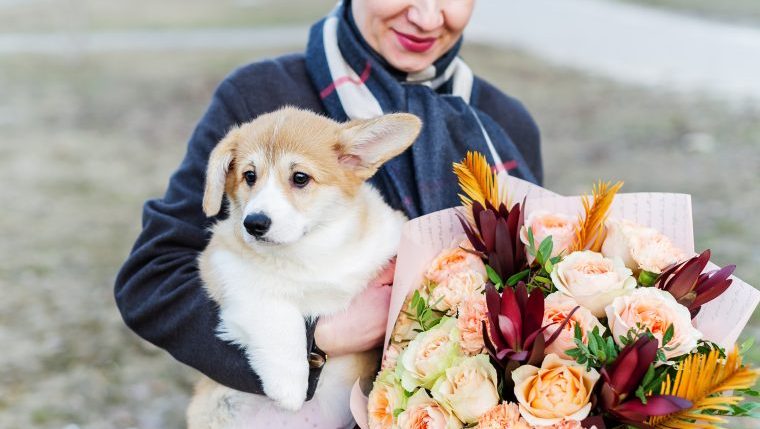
[612, 0, 760, 27]
[1, 37, 758, 429]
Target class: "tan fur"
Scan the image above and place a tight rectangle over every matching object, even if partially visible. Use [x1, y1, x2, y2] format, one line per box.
[188, 107, 421, 429]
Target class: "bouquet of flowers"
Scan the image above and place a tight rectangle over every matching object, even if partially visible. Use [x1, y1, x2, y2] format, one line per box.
[352, 152, 760, 429]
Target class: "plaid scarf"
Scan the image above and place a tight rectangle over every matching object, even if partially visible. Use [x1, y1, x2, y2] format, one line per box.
[305, 2, 537, 218]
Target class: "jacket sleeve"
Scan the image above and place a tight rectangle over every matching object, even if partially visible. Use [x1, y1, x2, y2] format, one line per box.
[473, 78, 544, 186]
[114, 77, 323, 398]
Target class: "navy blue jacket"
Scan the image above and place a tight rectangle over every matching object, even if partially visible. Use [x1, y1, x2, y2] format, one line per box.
[114, 53, 542, 399]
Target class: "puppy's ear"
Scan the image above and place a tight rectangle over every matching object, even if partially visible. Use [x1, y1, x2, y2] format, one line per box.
[203, 128, 239, 217]
[336, 113, 422, 180]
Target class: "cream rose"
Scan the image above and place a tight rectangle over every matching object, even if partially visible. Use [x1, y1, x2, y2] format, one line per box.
[476, 402, 531, 429]
[542, 292, 605, 359]
[430, 355, 500, 424]
[512, 354, 600, 427]
[396, 389, 463, 429]
[520, 210, 577, 263]
[605, 287, 702, 358]
[430, 270, 486, 315]
[368, 369, 406, 429]
[550, 251, 637, 317]
[457, 293, 488, 356]
[397, 318, 462, 391]
[602, 218, 686, 275]
[425, 243, 486, 286]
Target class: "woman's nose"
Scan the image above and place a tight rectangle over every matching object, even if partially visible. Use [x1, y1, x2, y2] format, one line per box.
[407, 0, 444, 32]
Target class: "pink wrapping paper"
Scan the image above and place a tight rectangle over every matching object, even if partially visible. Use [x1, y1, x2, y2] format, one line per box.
[351, 176, 759, 428]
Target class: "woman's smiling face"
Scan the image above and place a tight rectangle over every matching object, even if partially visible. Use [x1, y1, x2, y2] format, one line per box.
[351, 0, 475, 73]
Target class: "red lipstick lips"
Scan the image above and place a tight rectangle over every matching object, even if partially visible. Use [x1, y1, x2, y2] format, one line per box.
[393, 29, 436, 53]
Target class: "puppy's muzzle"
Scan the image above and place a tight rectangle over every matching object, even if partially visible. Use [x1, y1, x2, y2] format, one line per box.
[243, 212, 272, 238]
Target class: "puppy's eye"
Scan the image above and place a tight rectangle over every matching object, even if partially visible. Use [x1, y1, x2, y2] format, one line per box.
[292, 172, 311, 188]
[243, 171, 256, 186]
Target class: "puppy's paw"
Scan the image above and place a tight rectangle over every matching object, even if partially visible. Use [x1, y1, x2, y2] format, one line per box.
[263, 371, 308, 411]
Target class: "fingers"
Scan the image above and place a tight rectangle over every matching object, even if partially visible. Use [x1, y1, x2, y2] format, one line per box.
[370, 258, 397, 288]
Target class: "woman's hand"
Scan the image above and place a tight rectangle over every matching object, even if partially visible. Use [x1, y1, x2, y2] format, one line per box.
[314, 259, 396, 357]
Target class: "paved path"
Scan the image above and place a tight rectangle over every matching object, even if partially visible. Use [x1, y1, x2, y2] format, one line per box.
[468, 0, 760, 103]
[0, 26, 308, 54]
[3, 0, 760, 102]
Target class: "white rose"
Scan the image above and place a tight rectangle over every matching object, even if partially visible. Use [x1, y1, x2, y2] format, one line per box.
[602, 218, 687, 274]
[396, 318, 462, 391]
[606, 287, 702, 359]
[542, 292, 606, 359]
[550, 251, 637, 317]
[430, 355, 500, 424]
[520, 210, 577, 263]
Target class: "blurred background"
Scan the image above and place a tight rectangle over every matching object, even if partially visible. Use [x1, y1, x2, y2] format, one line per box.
[1, 0, 758, 427]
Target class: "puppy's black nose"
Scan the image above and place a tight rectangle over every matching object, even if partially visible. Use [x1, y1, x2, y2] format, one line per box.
[243, 213, 271, 238]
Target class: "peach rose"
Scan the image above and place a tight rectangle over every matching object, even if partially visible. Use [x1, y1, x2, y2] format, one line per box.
[550, 251, 637, 317]
[602, 219, 686, 274]
[368, 369, 405, 429]
[381, 343, 402, 371]
[457, 293, 488, 356]
[520, 211, 577, 263]
[397, 318, 462, 391]
[425, 243, 486, 286]
[512, 354, 600, 427]
[430, 270, 486, 315]
[396, 389, 463, 429]
[431, 355, 500, 424]
[542, 292, 605, 359]
[476, 402, 530, 429]
[606, 287, 702, 359]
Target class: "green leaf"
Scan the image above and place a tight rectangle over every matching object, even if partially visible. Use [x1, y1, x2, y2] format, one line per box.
[635, 385, 648, 404]
[544, 260, 554, 274]
[486, 265, 503, 286]
[662, 324, 674, 346]
[534, 276, 552, 285]
[574, 324, 583, 342]
[641, 364, 656, 387]
[506, 269, 530, 286]
[527, 227, 536, 253]
[537, 236, 554, 265]
[637, 270, 660, 286]
[588, 332, 599, 355]
[393, 408, 405, 418]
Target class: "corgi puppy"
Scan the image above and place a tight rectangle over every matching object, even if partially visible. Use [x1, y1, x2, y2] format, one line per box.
[186, 107, 421, 428]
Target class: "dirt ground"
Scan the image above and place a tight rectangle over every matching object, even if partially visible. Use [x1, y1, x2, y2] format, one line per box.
[1, 6, 759, 428]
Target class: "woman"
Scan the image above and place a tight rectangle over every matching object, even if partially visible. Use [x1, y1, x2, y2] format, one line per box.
[115, 0, 542, 407]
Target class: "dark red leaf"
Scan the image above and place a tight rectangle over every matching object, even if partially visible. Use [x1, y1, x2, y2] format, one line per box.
[458, 215, 487, 253]
[523, 288, 545, 338]
[693, 264, 735, 295]
[545, 306, 581, 346]
[472, 201, 485, 231]
[498, 314, 520, 349]
[494, 219, 514, 278]
[608, 336, 657, 395]
[615, 395, 692, 419]
[479, 209, 497, 251]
